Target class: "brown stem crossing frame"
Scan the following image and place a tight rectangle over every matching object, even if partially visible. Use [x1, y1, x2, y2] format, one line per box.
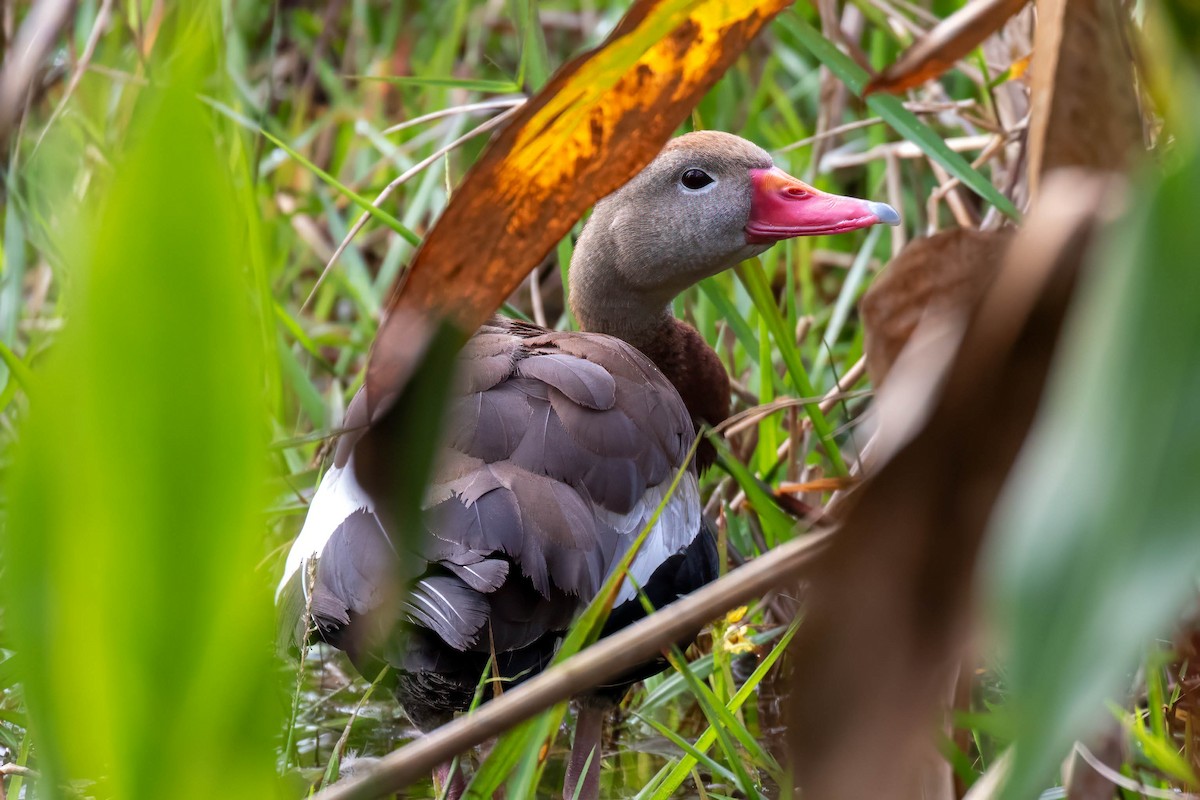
[311, 528, 835, 800]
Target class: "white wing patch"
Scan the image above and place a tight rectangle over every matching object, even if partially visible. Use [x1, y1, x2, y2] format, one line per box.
[276, 452, 376, 600]
[597, 471, 702, 605]
[279, 451, 702, 611]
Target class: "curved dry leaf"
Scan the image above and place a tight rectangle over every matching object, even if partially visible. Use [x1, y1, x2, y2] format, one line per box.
[860, 228, 1013, 386]
[864, 0, 1030, 96]
[366, 0, 791, 411]
[788, 172, 1117, 800]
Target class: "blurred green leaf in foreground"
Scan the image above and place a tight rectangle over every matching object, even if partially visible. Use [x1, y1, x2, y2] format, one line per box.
[988, 103, 1200, 800]
[3, 6, 280, 799]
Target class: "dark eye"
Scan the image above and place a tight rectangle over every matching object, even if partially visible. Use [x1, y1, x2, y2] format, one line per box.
[680, 169, 714, 190]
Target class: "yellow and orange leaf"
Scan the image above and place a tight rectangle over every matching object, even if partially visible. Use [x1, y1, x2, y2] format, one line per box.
[777, 477, 858, 495]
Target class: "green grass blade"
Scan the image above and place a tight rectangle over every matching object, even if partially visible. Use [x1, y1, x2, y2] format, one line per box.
[320, 666, 391, 788]
[710, 434, 795, 544]
[634, 713, 744, 788]
[813, 225, 881, 376]
[514, 0, 553, 90]
[680, 651, 784, 781]
[636, 627, 786, 716]
[465, 712, 562, 799]
[1115, 701, 1197, 786]
[698, 275, 791, 399]
[279, 332, 331, 429]
[756, 314, 778, 474]
[0, 192, 26, 398]
[259, 129, 422, 246]
[275, 301, 334, 371]
[497, 707, 567, 799]
[779, 12, 1020, 220]
[698, 276, 760, 363]
[645, 622, 800, 800]
[0, 339, 34, 392]
[638, 655, 719, 716]
[5, 729, 31, 800]
[736, 258, 848, 475]
[663, 646, 762, 798]
[350, 75, 521, 93]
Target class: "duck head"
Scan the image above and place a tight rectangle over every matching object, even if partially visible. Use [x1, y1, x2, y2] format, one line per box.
[570, 131, 899, 333]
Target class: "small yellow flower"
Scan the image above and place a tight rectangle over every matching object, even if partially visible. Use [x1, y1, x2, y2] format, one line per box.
[720, 606, 756, 654]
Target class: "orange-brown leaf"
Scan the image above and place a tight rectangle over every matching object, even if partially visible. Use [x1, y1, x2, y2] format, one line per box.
[864, 0, 1029, 95]
[777, 477, 857, 494]
[367, 0, 790, 407]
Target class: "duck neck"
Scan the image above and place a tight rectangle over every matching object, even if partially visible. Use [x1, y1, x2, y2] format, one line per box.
[570, 289, 676, 356]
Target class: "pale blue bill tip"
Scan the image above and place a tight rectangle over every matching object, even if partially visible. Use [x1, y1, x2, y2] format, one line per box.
[869, 201, 901, 226]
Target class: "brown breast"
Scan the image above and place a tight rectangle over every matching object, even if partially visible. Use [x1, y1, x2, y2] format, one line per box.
[631, 317, 731, 471]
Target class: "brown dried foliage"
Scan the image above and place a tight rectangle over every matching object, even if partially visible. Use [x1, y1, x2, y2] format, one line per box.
[784, 1, 1148, 794]
[1027, 0, 1144, 195]
[860, 227, 1013, 386]
[788, 170, 1114, 800]
[864, 0, 1030, 96]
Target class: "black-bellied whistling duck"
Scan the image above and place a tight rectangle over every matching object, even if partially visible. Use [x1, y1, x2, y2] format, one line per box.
[278, 131, 898, 800]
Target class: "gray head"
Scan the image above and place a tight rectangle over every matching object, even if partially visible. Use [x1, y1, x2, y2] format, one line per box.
[569, 131, 899, 336]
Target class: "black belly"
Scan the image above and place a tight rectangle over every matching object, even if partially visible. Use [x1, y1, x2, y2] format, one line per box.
[389, 574, 578, 731]
[394, 627, 564, 731]
[590, 518, 720, 701]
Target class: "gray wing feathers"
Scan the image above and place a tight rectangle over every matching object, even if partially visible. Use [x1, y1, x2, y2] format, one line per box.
[305, 508, 404, 647]
[516, 352, 616, 409]
[405, 576, 490, 650]
[599, 473, 703, 604]
[548, 391, 643, 458]
[446, 383, 536, 461]
[290, 317, 703, 656]
[456, 332, 519, 394]
[313, 509, 397, 620]
[432, 324, 698, 603]
[443, 555, 509, 593]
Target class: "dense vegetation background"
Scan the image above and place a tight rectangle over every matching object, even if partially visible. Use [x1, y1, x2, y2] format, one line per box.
[0, 1, 1197, 799]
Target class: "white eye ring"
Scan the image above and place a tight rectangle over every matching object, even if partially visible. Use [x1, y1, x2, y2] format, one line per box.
[680, 168, 717, 192]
